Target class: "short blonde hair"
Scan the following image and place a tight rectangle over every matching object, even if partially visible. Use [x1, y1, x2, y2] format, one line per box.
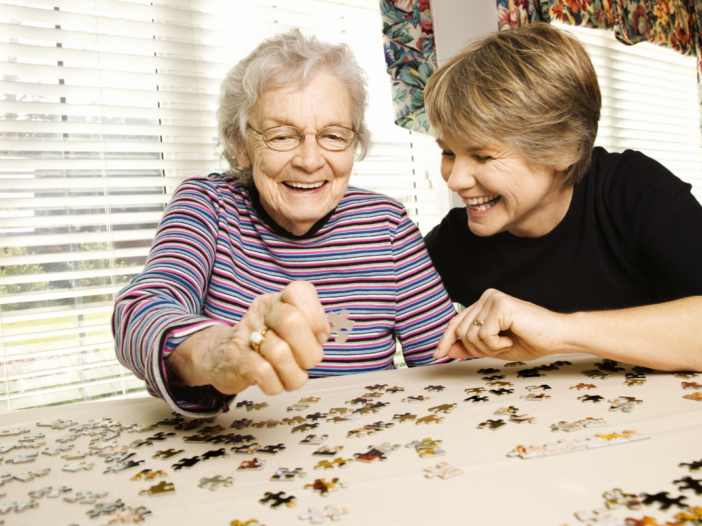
[425, 23, 601, 186]
[217, 29, 371, 185]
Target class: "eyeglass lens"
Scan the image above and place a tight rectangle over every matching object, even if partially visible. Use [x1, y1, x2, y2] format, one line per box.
[261, 126, 354, 151]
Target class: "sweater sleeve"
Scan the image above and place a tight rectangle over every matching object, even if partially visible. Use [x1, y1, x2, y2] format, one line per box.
[391, 209, 458, 366]
[112, 177, 235, 416]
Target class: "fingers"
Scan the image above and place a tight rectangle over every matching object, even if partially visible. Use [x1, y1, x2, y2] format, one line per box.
[435, 310, 469, 358]
[280, 281, 330, 344]
[256, 328, 309, 393]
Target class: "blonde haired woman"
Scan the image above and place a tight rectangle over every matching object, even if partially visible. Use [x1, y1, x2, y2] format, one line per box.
[425, 23, 702, 371]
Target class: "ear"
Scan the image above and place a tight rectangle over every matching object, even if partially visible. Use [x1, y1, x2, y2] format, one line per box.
[236, 148, 251, 169]
[555, 163, 569, 172]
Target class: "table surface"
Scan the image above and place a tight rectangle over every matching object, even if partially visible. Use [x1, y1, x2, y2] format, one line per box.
[1, 353, 701, 526]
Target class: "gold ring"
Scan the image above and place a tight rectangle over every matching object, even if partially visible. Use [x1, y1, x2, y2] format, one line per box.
[250, 328, 269, 353]
[472, 318, 484, 327]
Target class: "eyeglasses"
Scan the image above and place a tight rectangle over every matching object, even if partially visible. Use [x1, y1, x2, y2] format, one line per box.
[247, 124, 357, 152]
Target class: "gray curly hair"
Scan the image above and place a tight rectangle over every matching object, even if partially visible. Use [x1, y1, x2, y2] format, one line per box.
[216, 29, 372, 185]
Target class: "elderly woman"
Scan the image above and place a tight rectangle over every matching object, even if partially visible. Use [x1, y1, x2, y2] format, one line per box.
[425, 23, 702, 371]
[112, 30, 455, 415]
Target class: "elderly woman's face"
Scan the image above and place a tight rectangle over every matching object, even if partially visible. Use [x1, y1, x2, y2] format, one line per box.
[241, 71, 355, 236]
[437, 130, 572, 238]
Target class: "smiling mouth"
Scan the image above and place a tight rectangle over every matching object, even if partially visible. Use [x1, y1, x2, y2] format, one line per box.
[283, 181, 327, 191]
[464, 195, 501, 212]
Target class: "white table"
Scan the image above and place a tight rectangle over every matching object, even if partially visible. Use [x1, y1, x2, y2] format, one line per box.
[1, 353, 701, 526]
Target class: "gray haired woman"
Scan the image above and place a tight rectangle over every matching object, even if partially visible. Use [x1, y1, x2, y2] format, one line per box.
[425, 23, 702, 372]
[112, 30, 455, 415]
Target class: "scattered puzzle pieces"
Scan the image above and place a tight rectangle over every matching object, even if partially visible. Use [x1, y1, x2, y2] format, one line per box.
[299, 505, 349, 523]
[300, 435, 328, 446]
[478, 419, 506, 431]
[603, 488, 642, 510]
[172, 457, 201, 470]
[237, 458, 265, 471]
[314, 458, 353, 470]
[271, 467, 306, 481]
[550, 418, 610, 433]
[428, 404, 457, 414]
[402, 396, 430, 403]
[416, 415, 444, 425]
[131, 469, 167, 481]
[570, 383, 597, 390]
[507, 430, 650, 459]
[393, 413, 417, 423]
[640, 491, 688, 510]
[304, 477, 347, 497]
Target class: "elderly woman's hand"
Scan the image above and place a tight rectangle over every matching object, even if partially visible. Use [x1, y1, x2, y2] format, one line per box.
[170, 281, 330, 396]
[433, 289, 571, 363]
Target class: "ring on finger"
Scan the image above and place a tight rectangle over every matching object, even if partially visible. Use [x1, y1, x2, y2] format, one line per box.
[472, 318, 484, 327]
[250, 328, 269, 353]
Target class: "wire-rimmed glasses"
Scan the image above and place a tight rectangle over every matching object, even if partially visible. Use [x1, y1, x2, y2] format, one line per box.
[247, 124, 357, 152]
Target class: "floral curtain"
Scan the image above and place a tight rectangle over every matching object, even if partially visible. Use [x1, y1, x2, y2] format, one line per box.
[380, 0, 436, 133]
[497, 0, 702, 134]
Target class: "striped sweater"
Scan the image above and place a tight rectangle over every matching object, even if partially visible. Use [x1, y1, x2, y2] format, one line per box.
[112, 174, 456, 415]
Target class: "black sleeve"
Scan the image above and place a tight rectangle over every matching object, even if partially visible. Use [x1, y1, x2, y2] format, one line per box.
[424, 210, 461, 304]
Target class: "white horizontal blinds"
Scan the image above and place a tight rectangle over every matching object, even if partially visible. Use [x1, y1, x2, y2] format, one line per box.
[554, 23, 702, 201]
[0, 0, 444, 411]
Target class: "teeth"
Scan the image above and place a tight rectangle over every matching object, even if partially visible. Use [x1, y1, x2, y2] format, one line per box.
[285, 181, 325, 189]
[465, 195, 499, 206]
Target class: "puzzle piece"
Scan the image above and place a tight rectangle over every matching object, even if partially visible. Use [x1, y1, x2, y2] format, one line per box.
[674, 476, 702, 495]
[424, 462, 464, 480]
[29, 485, 72, 499]
[139, 481, 175, 497]
[230, 418, 253, 429]
[232, 444, 261, 454]
[237, 458, 265, 470]
[345, 397, 372, 406]
[428, 404, 457, 414]
[353, 443, 400, 463]
[251, 420, 280, 429]
[172, 456, 201, 470]
[494, 406, 519, 415]
[292, 424, 319, 433]
[287, 404, 310, 412]
[464, 387, 487, 394]
[361, 392, 383, 398]
[490, 388, 514, 396]
[393, 413, 417, 423]
[63, 461, 95, 472]
[199, 475, 233, 491]
[230, 521, 263, 526]
[259, 491, 296, 509]
[300, 435, 328, 445]
[86, 499, 125, 518]
[104, 452, 136, 463]
[463, 395, 489, 403]
[258, 444, 286, 454]
[579, 395, 605, 403]
[525, 384, 551, 391]
[477, 368, 501, 374]
[550, 418, 610, 433]
[131, 469, 167, 481]
[520, 393, 550, 401]
[386, 387, 404, 394]
[305, 413, 328, 422]
[250, 403, 269, 412]
[0, 428, 29, 437]
[5, 452, 38, 464]
[299, 505, 349, 523]
[510, 414, 537, 424]
[581, 370, 613, 380]
[683, 392, 702, 401]
[313, 446, 343, 456]
[517, 368, 545, 378]
[271, 467, 306, 481]
[202, 448, 230, 461]
[595, 359, 625, 373]
[482, 375, 505, 382]
[424, 385, 445, 392]
[402, 396, 430, 403]
[314, 458, 353, 470]
[327, 310, 354, 343]
[365, 384, 388, 392]
[608, 396, 642, 413]
[103, 505, 152, 524]
[328, 408, 348, 415]
[478, 419, 506, 431]
[640, 491, 688, 510]
[236, 400, 254, 410]
[304, 477, 347, 497]
[13, 468, 51, 482]
[570, 383, 597, 390]
[64, 490, 108, 504]
[682, 382, 702, 390]
[680, 459, 702, 471]
[416, 415, 444, 425]
[603, 488, 643, 510]
[104, 460, 143, 474]
[346, 428, 376, 439]
[504, 362, 526, 367]
[153, 449, 184, 460]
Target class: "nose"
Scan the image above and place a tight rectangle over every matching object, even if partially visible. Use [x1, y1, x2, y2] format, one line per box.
[293, 134, 325, 173]
[444, 156, 477, 193]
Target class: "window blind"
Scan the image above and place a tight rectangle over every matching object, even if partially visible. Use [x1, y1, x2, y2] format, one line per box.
[553, 23, 702, 200]
[0, 0, 445, 411]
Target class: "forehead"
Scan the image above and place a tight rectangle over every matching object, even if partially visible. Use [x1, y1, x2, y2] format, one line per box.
[436, 129, 492, 151]
[253, 71, 353, 128]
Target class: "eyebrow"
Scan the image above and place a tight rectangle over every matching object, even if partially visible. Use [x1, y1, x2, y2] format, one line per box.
[436, 140, 490, 153]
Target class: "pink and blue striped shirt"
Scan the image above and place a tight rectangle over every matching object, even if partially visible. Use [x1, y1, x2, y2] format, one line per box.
[112, 174, 456, 415]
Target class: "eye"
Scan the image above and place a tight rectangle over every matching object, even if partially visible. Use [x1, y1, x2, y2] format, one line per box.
[474, 155, 492, 163]
[440, 150, 454, 157]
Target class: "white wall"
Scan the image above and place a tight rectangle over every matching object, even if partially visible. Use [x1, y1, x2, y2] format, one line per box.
[430, 0, 498, 207]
